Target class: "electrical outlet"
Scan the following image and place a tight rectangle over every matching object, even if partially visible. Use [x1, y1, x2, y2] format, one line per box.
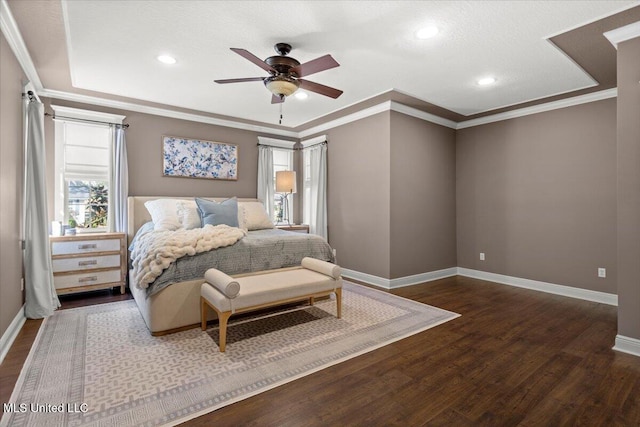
[20, 278, 24, 291]
[598, 268, 606, 278]
[480, 252, 485, 261]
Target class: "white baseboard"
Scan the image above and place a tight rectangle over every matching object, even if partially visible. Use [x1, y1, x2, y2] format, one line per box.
[343, 266, 618, 306]
[457, 268, 618, 306]
[0, 305, 26, 365]
[341, 267, 458, 290]
[613, 335, 640, 357]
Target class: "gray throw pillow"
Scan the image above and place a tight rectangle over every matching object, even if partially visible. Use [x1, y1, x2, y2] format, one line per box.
[195, 197, 239, 227]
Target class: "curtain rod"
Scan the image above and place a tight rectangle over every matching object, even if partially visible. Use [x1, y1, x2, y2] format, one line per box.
[44, 112, 130, 128]
[23, 90, 38, 102]
[256, 140, 327, 150]
[301, 141, 327, 149]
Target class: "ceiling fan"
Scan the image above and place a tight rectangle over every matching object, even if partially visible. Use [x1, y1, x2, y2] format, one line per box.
[214, 43, 343, 104]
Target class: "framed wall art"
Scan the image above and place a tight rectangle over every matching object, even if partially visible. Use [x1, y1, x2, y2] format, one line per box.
[162, 136, 238, 180]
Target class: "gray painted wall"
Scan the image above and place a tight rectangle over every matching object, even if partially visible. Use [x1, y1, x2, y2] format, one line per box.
[456, 98, 617, 294]
[0, 33, 26, 337]
[390, 112, 457, 278]
[616, 36, 640, 340]
[324, 112, 392, 278]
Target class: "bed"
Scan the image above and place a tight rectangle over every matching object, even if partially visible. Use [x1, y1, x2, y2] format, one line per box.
[127, 196, 335, 335]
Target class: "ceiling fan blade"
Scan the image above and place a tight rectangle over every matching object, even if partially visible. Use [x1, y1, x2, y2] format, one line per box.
[214, 77, 265, 84]
[290, 54, 339, 77]
[298, 79, 343, 99]
[271, 94, 285, 104]
[230, 48, 276, 73]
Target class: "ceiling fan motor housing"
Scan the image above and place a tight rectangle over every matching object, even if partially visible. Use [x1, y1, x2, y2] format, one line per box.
[265, 55, 300, 76]
[264, 44, 301, 97]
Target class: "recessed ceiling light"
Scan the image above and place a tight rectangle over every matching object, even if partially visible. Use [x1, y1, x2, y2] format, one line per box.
[415, 26, 439, 39]
[157, 55, 177, 65]
[477, 77, 496, 86]
[294, 91, 308, 100]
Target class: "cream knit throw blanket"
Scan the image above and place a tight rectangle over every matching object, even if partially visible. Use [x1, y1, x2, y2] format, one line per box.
[131, 224, 246, 289]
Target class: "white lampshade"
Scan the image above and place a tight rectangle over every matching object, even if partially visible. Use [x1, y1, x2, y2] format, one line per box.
[276, 170, 297, 193]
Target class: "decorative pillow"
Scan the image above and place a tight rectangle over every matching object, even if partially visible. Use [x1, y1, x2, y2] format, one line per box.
[238, 201, 274, 230]
[144, 199, 181, 231]
[195, 197, 239, 227]
[176, 199, 200, 229]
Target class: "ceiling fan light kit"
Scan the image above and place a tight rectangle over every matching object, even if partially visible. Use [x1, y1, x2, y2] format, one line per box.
[264, 75, 300, 97]
[215, 42, 343, 108]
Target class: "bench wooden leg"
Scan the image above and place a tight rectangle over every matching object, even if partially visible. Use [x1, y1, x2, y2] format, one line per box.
[335, 288, 342, 319]
[309, 296, 315, 306]
[201, 297, 207, 331]
[218, 311, 232, 352]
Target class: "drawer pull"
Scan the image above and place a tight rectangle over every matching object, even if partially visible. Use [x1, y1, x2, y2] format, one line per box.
[78, 260, 98, 267]
[78, 244, 97, 250]
[78, 276, 98, 283]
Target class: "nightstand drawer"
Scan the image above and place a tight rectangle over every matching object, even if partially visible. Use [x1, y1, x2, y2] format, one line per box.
[52, 238, 121, 255]
[54, 269, 122, 290]
[52, 254, 121, 273]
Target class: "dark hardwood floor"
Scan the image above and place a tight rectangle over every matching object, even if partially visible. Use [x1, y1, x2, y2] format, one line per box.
[2, 276, 640, 426]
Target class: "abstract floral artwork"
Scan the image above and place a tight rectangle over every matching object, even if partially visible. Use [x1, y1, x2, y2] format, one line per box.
[162, 136, 238, 180]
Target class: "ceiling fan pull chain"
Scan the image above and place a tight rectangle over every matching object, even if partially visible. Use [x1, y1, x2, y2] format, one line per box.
[279, 100, 284, 125]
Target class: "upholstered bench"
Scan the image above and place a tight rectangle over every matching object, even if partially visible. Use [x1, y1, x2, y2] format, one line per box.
[201, 257, 343, 352]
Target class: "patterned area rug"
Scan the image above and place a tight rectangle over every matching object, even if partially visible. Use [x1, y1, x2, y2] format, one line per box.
[1, 282, 459, 426]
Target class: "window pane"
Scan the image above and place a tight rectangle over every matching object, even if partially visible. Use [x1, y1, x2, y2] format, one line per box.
[67, 180, 108, 229]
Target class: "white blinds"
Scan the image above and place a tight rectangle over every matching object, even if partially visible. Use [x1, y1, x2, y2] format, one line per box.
[62, 122, 110, 180]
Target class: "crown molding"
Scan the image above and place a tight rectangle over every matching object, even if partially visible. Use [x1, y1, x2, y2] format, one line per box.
[604, 20, 640, 49]
[456, 88, 618, 129]
[298, 101, 392, 138]
[390, 101, 458, 129]
[38, 86, 619, 138]
[39, 88, 298, 138]
[0, 0, 43, 89]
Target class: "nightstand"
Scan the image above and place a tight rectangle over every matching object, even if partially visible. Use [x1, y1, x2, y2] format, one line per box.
[49, 232, 127, 295]
[276, 224, 310, 234]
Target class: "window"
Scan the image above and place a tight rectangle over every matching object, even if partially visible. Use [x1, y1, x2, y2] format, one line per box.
[272, 148, 294, 223]
[53, 106, 124, 232]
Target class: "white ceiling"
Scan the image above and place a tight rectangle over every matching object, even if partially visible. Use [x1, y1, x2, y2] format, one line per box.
[61, 0, 636, 128]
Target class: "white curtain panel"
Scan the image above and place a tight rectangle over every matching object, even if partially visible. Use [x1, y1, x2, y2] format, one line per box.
[257, 145, 275, 219]
[24, 99, 60, 318]
[308, 144, 328, 239]
[109, 126, 128, 232]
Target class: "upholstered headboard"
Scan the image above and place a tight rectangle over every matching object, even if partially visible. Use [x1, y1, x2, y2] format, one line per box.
[127, 196, 260, 244]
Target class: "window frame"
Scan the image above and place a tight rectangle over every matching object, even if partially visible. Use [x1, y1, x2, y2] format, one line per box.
[52, 105, 125, 233]
[272, 148, 294, 224]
